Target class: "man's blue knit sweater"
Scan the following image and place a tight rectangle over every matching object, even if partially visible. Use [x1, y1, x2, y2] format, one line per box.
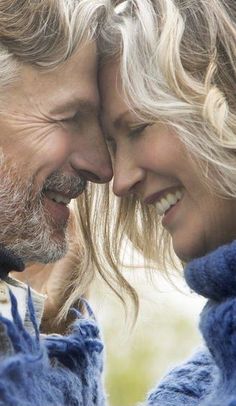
[0, 247, 106, 406]
[147, 240, 236, 406]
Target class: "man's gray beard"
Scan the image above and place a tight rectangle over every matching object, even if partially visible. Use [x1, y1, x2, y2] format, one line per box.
[0, 161, 68, 264]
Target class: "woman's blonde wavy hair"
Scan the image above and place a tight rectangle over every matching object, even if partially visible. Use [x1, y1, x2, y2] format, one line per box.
[72, 0, 236, 318]
[64, 0, 236, 321]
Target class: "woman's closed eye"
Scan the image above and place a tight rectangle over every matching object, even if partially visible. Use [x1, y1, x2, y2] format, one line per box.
[128, 123, 152, 138]
[105, 123, 152, 154]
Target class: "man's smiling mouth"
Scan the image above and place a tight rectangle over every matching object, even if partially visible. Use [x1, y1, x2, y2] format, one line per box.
[41, 173, 87, 227]
[43, 191, 71, 227]
[45, 190, 71, 206]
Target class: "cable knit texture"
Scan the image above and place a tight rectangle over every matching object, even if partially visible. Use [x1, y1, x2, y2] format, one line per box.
[147, 240, 236, 406]
[0, 247, 106, 406]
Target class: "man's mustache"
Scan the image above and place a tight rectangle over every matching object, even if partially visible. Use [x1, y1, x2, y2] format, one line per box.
[42, 171, 87, 198]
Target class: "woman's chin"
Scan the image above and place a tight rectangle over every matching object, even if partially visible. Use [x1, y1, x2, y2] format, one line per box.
[172, 239, 208, 263]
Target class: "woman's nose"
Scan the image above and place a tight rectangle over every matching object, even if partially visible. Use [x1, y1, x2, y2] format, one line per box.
[113, 157, 144, 197]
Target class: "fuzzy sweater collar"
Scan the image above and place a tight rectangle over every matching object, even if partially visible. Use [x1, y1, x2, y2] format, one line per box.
[147, 240, 236, 406]
[185, 240, 236, 406]
[184, 240, 236, 301]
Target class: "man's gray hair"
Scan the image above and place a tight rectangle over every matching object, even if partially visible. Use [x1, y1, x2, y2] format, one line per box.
[0, 0, 111, 88]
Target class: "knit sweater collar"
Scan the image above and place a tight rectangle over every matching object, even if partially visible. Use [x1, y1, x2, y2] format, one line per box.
[184, 240, 236, 301]
[0, 245, 25, 279]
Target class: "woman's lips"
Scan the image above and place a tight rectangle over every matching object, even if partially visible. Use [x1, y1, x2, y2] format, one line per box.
[144, 187, 184, 214]
[162, 193, 184, 228]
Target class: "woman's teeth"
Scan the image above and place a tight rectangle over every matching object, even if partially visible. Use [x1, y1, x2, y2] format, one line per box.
[156, 189, 183, 216]
[46, 191, 71, 205]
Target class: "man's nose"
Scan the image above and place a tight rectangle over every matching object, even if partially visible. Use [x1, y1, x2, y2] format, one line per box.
[113, 153, 144, 197]
[70, 134, 113, 184]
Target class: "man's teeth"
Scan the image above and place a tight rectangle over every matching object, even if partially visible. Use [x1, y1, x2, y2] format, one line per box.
[156, 189, 183, 216]
[46, 191, 71, 205]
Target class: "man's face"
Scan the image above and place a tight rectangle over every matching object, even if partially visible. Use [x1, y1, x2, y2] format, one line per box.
[0, 43, 112, 263]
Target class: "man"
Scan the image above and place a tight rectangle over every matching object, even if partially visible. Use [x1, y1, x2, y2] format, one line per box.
[0, 1, 112, 405]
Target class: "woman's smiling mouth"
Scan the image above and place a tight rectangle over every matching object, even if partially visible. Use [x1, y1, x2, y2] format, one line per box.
[144, 187, 184, 215]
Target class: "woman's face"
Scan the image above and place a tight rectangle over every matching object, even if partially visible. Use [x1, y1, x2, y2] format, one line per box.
[100, 62, 236, 261]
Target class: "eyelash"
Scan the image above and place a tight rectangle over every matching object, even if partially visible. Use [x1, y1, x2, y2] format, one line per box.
[61, 112, 80, 124]
[128, 123, 150, 137]
[105, 123, 151, 148]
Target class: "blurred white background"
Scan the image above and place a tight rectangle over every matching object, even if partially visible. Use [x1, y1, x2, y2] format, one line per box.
[91, 261, 206, 406]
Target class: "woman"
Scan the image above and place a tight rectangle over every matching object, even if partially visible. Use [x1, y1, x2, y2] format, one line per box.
[98, 0, 236, 404]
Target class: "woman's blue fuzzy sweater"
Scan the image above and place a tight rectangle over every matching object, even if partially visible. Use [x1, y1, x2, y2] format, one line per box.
[147, 240, 236, 406]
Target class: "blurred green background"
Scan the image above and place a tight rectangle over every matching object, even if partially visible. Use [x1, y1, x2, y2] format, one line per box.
[91, 269, 205, 406]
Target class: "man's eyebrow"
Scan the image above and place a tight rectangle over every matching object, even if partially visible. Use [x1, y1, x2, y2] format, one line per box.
[51, 98, 99, 116]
